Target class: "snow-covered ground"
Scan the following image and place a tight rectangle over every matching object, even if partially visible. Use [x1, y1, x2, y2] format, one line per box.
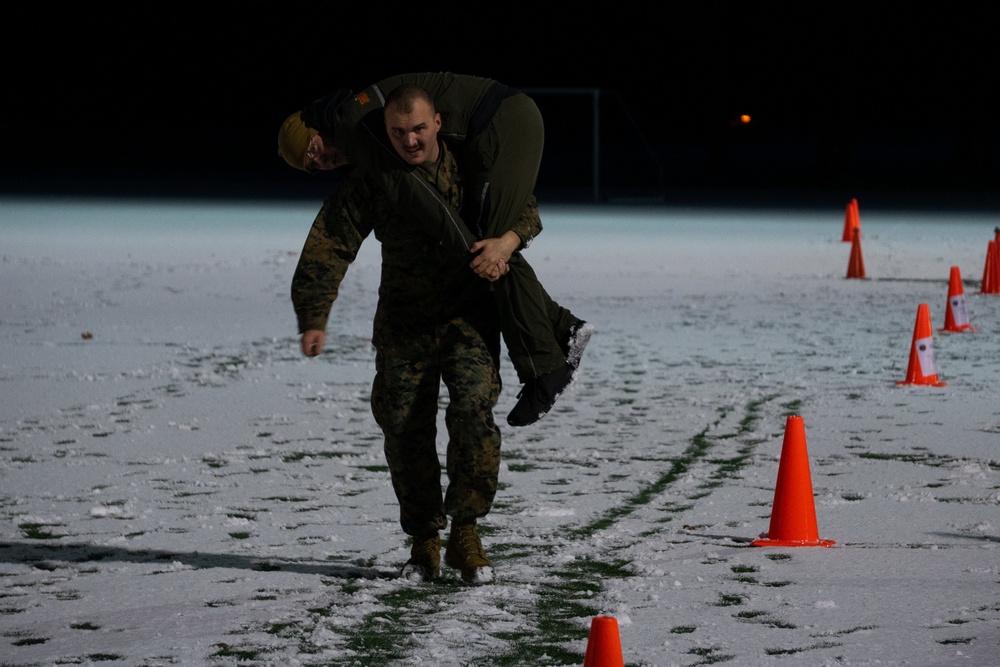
[2, 196, 999, 666]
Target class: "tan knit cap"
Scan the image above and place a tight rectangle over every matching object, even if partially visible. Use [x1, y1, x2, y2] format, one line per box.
[277, 112, 316, 171]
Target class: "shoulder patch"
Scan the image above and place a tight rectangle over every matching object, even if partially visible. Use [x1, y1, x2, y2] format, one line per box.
[356, 92, 370, 105]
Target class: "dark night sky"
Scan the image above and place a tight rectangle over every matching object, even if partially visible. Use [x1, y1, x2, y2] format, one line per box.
[3, 5, 998, 203]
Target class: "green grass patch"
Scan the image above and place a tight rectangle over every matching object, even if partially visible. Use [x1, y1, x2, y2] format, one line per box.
[282, 450, 352, 463]
[822, 625, 877, 636]
[267, 621, 299, 636]
[12, 637, 48, 646]
[857, 451, 954, 466]
[71, 622, 101, 630]
[935, 497, 981, 504]
[19, 522, 60, 540]
[765, 641, 841, 655]
[715, 593, 745, 606]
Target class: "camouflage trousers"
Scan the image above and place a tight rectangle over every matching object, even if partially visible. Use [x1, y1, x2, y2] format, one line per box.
[371, 318, 502, 537]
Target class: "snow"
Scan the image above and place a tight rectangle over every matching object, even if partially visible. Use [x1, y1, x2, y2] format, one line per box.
[2, 195, 999, 666]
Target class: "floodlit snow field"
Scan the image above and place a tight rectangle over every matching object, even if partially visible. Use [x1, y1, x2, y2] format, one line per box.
[2, 196, 999, 666]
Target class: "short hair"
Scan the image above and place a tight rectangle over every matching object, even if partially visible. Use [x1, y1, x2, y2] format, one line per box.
[277, 111, 316, 171]
[384, 84, 436, 115]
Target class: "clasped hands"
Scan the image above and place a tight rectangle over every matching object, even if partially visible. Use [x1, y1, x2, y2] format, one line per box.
[469, 230, 521, 282]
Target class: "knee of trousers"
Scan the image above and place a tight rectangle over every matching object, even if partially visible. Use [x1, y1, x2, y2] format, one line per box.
[371, 375, 437, 438]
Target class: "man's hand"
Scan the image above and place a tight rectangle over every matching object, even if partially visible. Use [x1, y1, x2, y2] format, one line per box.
[470, 230, 521, 281]
[301, 330, 326, 357]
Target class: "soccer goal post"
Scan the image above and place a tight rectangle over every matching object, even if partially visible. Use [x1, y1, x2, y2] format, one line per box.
[522, 87, 664, 202]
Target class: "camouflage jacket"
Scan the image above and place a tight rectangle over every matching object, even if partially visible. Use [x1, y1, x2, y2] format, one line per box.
[290, 140, 542, 358]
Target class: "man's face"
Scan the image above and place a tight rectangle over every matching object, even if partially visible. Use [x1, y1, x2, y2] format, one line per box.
[384, 98, 441, 166]
[304, 134, 347, 173]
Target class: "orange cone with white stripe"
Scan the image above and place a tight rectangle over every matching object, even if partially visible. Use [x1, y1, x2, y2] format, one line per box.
[940, 266, 974, 333]
[841, 198, 860, 242]
[897, 304, 947, 386]
[981, 240, 1000, 294]
[846, 227, 865, 279]
[752, 416, 835, 548]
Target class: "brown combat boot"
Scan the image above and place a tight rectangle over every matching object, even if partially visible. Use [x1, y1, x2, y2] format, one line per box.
[444, 520, 494, 585]
[400, 533, 440, 582]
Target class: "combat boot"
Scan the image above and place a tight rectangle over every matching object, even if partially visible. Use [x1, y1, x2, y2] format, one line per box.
[506, 362, 575, 427]
[444, 519, 494, 585]
[400, 532, 440, 582]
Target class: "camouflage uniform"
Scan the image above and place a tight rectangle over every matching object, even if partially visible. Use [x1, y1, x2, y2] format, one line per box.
[305, 72, 584, 382]
[291, 141, 541, 536]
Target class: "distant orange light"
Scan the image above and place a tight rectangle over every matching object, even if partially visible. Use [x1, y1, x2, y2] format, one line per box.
[739, 114, 751, 125]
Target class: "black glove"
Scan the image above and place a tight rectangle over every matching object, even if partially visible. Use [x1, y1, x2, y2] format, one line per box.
[301, 88, 353, 134]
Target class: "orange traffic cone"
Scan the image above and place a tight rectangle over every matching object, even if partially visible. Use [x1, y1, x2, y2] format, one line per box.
[751, 416, 835, 548]
[940, 266, 974, 333]
[583, 616, 624, 667]
[896, 303, 947, 386]
[981, 240, 1000, 294]
[846, 227, 866, 279]
[841, 198, 860, 242]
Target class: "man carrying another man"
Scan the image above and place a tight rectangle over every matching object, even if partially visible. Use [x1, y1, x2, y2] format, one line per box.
[279, 72, 592, 427]
[284, 77, 593, 584]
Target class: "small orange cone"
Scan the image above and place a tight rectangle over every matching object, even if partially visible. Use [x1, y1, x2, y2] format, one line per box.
[940, 266, 974, 333]
[896, 303, 947, 386]
[841, 198, 860, 242]
[981, 240, 1000, 294]
[846, 227, 866, 279]
[751, 416, 835, 548]
[583, 616, 624, 667]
